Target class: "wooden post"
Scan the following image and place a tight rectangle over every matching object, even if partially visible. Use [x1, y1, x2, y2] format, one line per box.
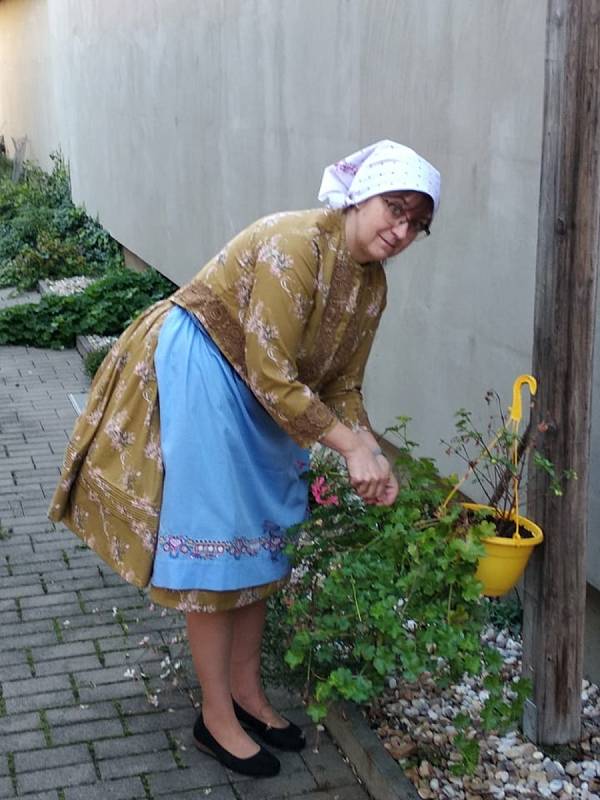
[522, 0, 600, 744]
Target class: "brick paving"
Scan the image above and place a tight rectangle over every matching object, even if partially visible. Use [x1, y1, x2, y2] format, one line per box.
[0, 344, 369, 799]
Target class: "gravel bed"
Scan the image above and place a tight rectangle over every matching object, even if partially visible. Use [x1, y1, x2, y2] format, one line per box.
[370, 628, 600, 799]
[40, 275, 97, 295]
[83, 334, 118, 351]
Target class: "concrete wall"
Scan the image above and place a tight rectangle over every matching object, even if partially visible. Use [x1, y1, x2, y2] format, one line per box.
[0, 0, 57, 169]
[1, 0, 599, 593]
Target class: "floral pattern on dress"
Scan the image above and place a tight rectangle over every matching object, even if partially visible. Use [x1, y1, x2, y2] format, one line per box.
[158, 520, 286, 562]
[257, 237, 294, 275]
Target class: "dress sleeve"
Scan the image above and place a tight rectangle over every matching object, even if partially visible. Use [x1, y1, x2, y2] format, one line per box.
[243, 233, 338, 448]
[319, 279, 387, 432]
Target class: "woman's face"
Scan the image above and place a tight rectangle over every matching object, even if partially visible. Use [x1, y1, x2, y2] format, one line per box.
[345, 190, 433, 264]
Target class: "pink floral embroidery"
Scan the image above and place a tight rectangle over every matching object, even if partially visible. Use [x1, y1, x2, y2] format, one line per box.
[336, 160, 358, 175]
[311, 476, 339, 506]
[158, 521, 286, 561]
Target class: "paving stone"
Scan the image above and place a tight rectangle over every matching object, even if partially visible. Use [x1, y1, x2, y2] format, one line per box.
[0, 776, 15, 798]
[45, 701, 120, 727]
[51, 718, 124, 746]
[22, 602, 88, 623]
[0, 663, 30, 681]
[98, 749, 178, 780]
[17, 762, 96, 794]
[94, 730, 168, 760]
[9, 791, 58, 800]
[118, 692, 193, 717]
[0, 729, 45, 754]
[7, 515, 56, 529]
[0, 631, 58, 652]
[0, 712, 40, 735]
[301, 740, 358, 790]
[164, 788, 236, 800]
[78, 681, 149, 705]
[229, 751, 317, 799]
[121, 707, 192, 735]
[0, 620, 55, 643]
[61, 624, 128, 643]
[29, 641, 96, 663]
[4, 689, 76, 714]
[54, 613, 123, 632]
[81, 586, 145, 603]
[86, 595, 148, 613]
[2, 673, 72, 699]
[0, 650, 28, 669]
[35, 654, 101, 678]
[100, 647, 159, 668]
[43, 565, 102, 583]
[63, 776, 146, 800]
[15, 743, 90, 773]
[5, 553, 62, 571]
[289, 788, 369, 800]
[147, 762, 230, 794]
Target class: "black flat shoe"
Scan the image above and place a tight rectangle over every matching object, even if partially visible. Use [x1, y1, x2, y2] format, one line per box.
[232, 698, 306, 751]
[193, 715, 280, 777]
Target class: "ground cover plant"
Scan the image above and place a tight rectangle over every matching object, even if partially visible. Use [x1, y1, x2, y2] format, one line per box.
[0, 152, 122, 290]
[0, 267, 175, 348]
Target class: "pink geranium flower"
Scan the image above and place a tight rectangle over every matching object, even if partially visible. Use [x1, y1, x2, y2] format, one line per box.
[311, 476, 339, 506]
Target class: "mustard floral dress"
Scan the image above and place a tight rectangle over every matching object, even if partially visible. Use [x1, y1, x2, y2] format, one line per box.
[48, 208, 387, 612]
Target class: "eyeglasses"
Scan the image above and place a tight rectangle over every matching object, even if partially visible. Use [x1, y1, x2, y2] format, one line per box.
[381, 197, 431, 241]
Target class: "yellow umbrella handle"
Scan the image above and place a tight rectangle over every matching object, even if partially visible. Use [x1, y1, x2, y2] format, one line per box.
[509, 374, 537, 538]
[509, 374, 537, 423]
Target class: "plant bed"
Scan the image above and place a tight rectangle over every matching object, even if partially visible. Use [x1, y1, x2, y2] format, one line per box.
[0, 151, 176, 351]
[369, 623, 600, 800]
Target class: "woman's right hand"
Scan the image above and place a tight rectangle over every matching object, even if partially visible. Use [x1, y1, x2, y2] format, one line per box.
[343, 441, 391, 503]
[319, 421, 396, 504]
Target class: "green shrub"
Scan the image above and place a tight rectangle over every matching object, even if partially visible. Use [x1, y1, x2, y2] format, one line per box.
[84, 346, 112, 378]
[2, 233, 93, 291]
[0, 155, 12, 181]
[0, 267, 175, 349]
[0, 151, 123, 289]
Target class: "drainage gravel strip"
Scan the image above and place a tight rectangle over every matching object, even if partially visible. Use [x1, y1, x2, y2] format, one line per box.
[369, 627, 600, 799]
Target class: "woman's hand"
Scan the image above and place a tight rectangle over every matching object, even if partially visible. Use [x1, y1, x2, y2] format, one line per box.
[344, 444, 392, 504]
[319, 422, 399, 505]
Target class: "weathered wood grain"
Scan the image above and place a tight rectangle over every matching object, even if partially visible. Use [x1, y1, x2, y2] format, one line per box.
[522, 0, 600, 744]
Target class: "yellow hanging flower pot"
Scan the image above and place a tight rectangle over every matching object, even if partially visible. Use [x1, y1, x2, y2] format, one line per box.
[440, 374, 544, 597]
[462, 502, 543, 597]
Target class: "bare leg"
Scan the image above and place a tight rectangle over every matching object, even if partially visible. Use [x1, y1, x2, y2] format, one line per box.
[186, 610, 259, 757]
[230, 599, 288, 729]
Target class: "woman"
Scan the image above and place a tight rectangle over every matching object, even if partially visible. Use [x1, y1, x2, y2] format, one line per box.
[49, 139, 440, 778]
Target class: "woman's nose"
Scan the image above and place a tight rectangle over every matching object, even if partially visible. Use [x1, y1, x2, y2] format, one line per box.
[391, 219, 410, 238]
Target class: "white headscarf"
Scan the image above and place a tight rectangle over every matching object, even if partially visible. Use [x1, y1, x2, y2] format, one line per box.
[318, 139, 441, 214]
